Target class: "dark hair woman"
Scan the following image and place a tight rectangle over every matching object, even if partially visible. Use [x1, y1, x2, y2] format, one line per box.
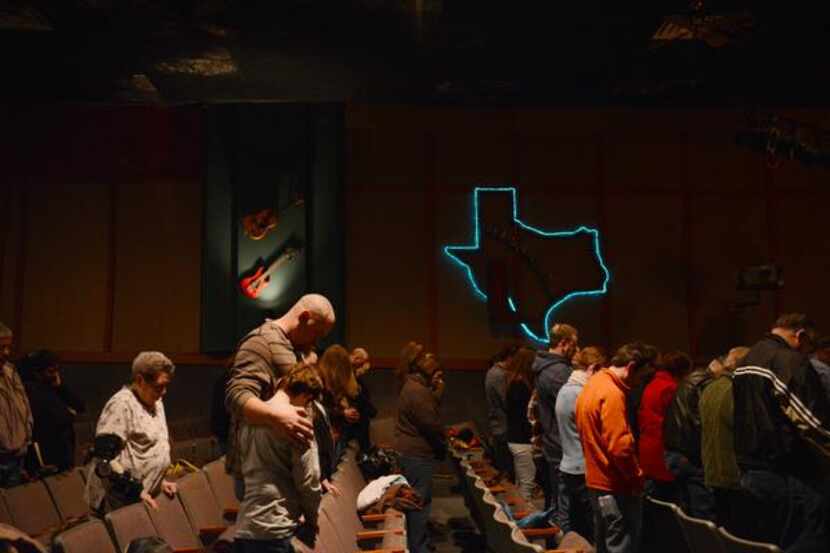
[394, 349, 446, 553]
[504, 347, 538, 500]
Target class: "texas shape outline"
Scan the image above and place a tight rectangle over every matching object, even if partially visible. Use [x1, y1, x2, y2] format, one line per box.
[443, 186, 611, 343]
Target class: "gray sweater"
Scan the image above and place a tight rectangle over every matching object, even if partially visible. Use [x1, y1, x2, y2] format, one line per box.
[235, 416, 321, 541]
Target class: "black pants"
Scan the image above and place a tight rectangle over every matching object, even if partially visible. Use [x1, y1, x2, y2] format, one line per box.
[740, 470, 829, 553]
[491, 433, 514, 479]
[664, 451, 715, 520]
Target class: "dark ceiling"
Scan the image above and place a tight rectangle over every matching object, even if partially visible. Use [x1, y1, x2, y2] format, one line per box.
[2, 1, 829, 106]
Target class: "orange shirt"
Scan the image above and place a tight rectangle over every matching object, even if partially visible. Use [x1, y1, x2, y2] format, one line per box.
[575, 369, 644, 494]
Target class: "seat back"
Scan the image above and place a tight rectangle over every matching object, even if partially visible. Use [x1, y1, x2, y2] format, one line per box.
[719, 527, 783, 553]
[177, 470, 225, 531]
[489, 507, 522, 553]
[43, 469, 90, 523]
[1, 480, 62, 540]
[676, 509, 728, 553]
[643, 496, 692, 553]
[53, 518, 116, 553]
[148, 493, 202, 552]
[559, 531, 594, 552]
[203, 458, 239, 520]
[0, 493, 11, 525]
[104, 502, 158, 552]
[472, 479, 500, 542]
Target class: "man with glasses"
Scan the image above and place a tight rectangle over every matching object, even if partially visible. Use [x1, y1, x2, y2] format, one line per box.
[0, 322, 32, 488]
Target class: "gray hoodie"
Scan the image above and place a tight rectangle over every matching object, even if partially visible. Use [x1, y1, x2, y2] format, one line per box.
[532, 350, 572, 462]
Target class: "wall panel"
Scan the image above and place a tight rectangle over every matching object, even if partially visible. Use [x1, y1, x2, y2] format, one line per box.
[345, 128, 430, 358]
[112, 180, 202, 353]
[604, 195, 690, 351]
[20, 183, 110, 351]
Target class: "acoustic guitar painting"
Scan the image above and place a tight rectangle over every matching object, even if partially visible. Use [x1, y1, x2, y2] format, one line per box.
[241, 198, 304, 241]
[239, 247, 302, 299]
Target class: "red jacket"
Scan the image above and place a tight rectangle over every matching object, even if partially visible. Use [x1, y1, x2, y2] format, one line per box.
[638, 370, 678, 482]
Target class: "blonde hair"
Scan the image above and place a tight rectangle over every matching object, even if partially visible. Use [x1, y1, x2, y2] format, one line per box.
[318, 344, 359, 404]
[573, 346, 606, 371]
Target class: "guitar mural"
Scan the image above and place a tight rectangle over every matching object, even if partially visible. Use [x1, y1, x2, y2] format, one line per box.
[239, 247, 303, 299]
[241, 197, 305, 241]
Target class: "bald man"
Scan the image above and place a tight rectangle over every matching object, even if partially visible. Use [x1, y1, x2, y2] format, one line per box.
[225, 294, 335, 484]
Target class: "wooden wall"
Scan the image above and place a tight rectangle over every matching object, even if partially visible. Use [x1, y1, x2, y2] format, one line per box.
[3, 103, 830, 371]
[345, 105, 830, 367]
[0, 106, 205, 362]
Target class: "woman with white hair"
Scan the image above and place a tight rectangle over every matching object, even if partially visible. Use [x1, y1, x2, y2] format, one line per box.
[85, 351, 178, 514]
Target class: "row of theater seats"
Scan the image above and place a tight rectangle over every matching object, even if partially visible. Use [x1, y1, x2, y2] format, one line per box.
[2, 441, 409, 553]
[72, 418, 221, 468]
[445, 422, 591, 553]
[643, 496, 781, 553]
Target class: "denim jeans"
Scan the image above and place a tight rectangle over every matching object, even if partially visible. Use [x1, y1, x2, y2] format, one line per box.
[558, 472, 593, 540]
[664, 450, 715, 520]
[234, 537, 294, 553]
[508, 442, 536, 501]
[740, 469, 829, 553]
[542, 456, 561, 516]
[399, 455, 435, 553]
[589, 490, 643, 553]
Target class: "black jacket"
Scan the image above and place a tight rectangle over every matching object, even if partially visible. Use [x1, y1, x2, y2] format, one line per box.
[663, 367, 712, 465]
[24, 380, 85, 470]
[733, 334, 830, 479]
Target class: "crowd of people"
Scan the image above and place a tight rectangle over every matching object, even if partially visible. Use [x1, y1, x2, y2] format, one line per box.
[485, 314, 830, 553]
[3, 301, 830, 553]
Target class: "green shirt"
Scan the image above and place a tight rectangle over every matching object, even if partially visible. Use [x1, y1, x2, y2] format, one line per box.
[700, 374, 740, 489]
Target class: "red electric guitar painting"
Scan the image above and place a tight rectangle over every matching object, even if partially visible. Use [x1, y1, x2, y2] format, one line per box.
[239, 247, 302, 299]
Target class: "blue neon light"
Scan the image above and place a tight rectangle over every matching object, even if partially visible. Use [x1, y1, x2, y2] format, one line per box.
[443, 187, 611, 344]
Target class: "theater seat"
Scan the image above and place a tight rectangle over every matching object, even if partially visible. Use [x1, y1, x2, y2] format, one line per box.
[1, 480, 62, 544]
[148, 492, 204, 553]
[177, 471, 236, 550]
[643, 496, 691, 553]
[718, 527, 782, 553]
[53, 518, 116, 553]
[43, 469, 90, 524]
[105, 502, 158, 552]
[0, 493, 11, 525]
[675, 509, 727, 553]
[203, 458, 239, 523]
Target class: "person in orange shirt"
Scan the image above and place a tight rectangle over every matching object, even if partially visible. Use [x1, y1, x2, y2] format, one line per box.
[575, 342, 657, 553]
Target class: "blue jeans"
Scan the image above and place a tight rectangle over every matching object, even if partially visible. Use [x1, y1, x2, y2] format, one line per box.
[740, 470, 829, 553]
[399, 455, 435, 553]
[558, 472, 593, 540]
[234, 538, 294, 553]
[589, 490, 643, 553]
